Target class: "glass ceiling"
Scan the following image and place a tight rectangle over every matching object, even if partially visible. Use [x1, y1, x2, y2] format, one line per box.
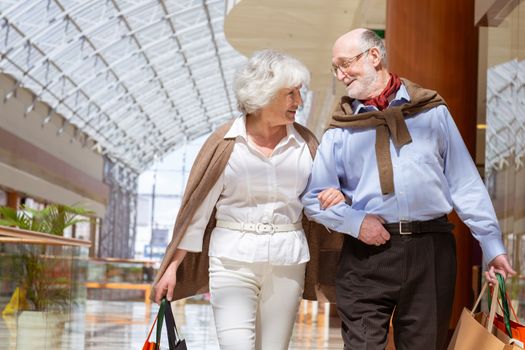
[0, 0, 245, 172]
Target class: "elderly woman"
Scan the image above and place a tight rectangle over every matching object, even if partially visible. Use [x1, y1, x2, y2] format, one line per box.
[152, 50, 343, 350]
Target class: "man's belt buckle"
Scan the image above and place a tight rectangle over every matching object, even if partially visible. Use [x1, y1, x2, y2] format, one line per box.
[399, 220, 412, 235]
[255, 223, 275, 234]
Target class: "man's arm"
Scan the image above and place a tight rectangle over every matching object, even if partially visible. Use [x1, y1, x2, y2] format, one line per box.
[440, 106, 514, 280]
[301, 129, 366, 238]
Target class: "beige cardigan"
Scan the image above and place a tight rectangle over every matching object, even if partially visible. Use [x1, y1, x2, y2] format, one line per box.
[151, 120, 343, 302]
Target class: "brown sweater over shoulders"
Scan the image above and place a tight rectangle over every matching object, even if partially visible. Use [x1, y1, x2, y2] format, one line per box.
[151, 120, 338, 302]
[329, 78, 447, 195]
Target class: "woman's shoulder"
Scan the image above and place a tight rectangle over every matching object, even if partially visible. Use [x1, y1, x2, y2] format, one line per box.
[213, 119, 236, 137]
[292, 122, 318, 145]
[191, 119, 236, 164]
[199, 119, 236, 147]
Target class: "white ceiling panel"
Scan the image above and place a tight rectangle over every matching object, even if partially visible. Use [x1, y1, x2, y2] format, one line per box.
[0, 0, 244, 171]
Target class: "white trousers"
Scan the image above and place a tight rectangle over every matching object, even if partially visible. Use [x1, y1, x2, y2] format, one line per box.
[208, 257, 306, 350]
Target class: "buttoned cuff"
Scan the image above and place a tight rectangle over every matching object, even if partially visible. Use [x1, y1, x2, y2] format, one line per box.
[343, 208, 367, 238]
[480, 236, 507, 265]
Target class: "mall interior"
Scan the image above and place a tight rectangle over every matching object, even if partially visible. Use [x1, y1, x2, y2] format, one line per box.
[0, 0, 524, 349]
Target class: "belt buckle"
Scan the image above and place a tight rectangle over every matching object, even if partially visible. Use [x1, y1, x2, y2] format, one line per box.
[255, 223, 275, 234]
[399, 220, 412, 235]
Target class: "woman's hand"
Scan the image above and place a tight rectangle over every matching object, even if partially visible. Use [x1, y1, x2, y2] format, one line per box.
[154, 249, 187, 304]
[318, 188, 345, 209]
[154, 260, 177, 304]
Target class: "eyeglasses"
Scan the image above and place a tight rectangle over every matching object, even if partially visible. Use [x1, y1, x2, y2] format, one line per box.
[330, 49, 370, 77]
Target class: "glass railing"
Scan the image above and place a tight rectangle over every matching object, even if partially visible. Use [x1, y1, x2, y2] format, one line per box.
[84, 257, 158, 317]
[87, 257, 157, 284]
[0, 225, 90, 349]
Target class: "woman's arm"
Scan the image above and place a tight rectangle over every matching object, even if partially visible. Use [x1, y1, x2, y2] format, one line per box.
[154, 172, 224, 303]
[154, 248, 187, 303]
[155, 249, 187, 304]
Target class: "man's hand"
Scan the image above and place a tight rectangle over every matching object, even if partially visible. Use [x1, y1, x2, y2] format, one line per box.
[485, 254, 516, 284]
[318, 188, 345, 209]
[358, 214, 390, 246]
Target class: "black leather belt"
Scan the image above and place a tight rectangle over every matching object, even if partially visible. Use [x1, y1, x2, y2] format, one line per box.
[382, 215, 454, 235]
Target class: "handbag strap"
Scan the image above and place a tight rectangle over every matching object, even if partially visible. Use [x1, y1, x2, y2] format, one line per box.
[164, 299, 183, 348]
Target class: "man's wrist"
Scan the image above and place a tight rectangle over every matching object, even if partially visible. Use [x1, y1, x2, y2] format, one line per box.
[345, 209, 366, 238]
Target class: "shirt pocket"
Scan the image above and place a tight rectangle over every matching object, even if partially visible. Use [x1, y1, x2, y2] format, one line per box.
[397, 127, 441, 164]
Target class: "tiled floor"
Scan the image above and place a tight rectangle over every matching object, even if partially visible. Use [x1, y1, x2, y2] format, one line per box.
[1, 299, 344, 349]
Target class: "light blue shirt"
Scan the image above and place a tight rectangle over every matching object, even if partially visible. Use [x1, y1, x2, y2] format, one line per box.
[302, 84, 506, 264]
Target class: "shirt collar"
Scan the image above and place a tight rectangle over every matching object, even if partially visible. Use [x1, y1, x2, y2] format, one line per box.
[224, 116, 301, 146]
[351, 82, 411, 114]
[284, 123, 301, 145]
[224, 115, 247, 140]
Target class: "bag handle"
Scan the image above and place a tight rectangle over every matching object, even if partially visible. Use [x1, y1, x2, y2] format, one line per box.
[471, 275, 499, 333]
[144, 298, 183, 350]
[487, 276, 500, 334]
[504, 288, 520, 322]
[142, 314, 159, 350]
[471, 278, 492, 314]
[488, 273, 514, 338]
[155, 298, 167, 349]
[164, 299, 183, 348]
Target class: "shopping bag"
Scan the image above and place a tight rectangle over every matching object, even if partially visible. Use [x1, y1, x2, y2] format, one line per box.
[448, 277, 522, 350]
[490, 274, 525, 343]
[142, 298, 187, 350]
[494, 315, 525, 344]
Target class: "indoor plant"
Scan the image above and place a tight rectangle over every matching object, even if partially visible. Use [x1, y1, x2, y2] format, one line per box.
[0, 203, 92, 236]
[0, 203, 93, 348]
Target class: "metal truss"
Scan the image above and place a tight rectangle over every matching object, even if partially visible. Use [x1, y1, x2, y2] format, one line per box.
[0, 0, 244, 172]
[99, 157, 138, 258]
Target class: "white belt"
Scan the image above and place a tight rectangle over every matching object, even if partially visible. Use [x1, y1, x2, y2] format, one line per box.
[215, 220, 302, 234]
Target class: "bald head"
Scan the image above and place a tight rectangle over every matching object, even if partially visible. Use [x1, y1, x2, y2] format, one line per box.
[333, 28, 368, 54]
[333, 28, 387, 67]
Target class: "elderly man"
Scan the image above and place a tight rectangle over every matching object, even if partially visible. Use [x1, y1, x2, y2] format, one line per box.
[302, 28, 515, 349]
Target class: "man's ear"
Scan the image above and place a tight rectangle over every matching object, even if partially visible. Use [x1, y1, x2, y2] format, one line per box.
[368, 47, 382, 68]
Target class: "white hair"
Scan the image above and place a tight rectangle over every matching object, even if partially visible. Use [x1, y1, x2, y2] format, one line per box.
[360, 29, 387, 67]
[233, 49, 310, 115]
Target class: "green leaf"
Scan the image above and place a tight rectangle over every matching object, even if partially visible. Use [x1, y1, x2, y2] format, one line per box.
[1, 203, 94, 312]
[0, 203, 94, 236]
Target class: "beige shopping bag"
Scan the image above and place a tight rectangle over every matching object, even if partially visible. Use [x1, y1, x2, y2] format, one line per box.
[448, 279, 522, 350]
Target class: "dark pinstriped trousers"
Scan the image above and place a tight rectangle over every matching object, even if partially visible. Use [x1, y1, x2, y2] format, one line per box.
[335, 232, 456, 350]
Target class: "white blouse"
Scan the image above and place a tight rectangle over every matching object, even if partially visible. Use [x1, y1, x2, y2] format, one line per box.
[177, 116, 313, 265]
